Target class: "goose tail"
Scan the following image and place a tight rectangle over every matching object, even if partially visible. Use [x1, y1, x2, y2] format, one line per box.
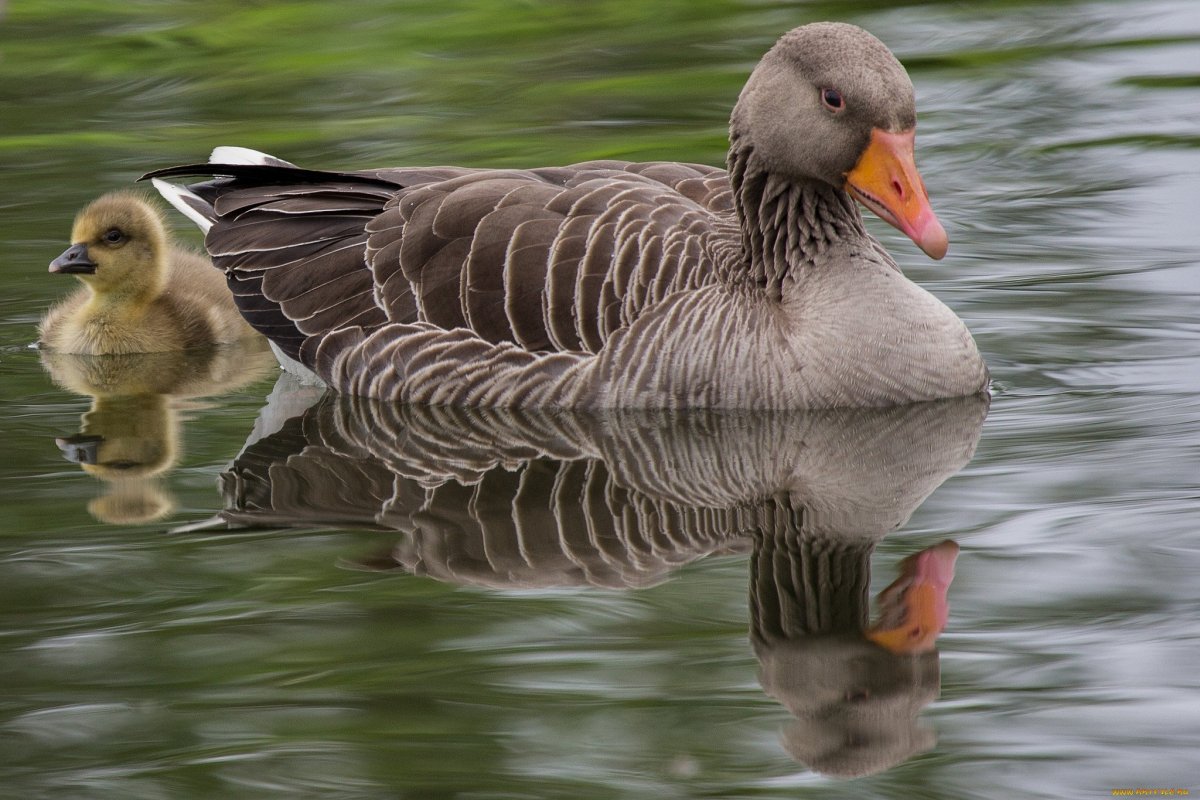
[142, 147, 396, 380]
[150, 177, 216, 234]
[207, 146, 297, 169]
[147, 147, 303, 234]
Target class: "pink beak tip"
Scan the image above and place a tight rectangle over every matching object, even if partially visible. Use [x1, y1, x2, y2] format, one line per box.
[916, 540, 959, 587]
[918, 217, 949, 260]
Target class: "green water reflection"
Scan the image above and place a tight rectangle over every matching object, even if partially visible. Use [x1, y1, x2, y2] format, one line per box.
[2, 0, 1199, 798]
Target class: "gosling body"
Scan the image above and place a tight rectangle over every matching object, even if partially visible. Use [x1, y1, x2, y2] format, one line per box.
[40, 192, 258, 355]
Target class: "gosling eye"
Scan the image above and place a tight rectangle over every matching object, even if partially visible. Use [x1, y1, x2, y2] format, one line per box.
[101, 228, 126, 245]
[820, 87, 845, 113]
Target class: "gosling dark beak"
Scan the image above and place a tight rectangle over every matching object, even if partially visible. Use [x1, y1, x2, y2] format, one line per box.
[49, 243, 97, 275]
[56, 434, 103, 465]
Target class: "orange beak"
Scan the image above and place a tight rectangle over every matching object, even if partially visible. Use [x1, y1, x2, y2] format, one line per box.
[844, 128, 948, 260]
[866, 540, 958, 654]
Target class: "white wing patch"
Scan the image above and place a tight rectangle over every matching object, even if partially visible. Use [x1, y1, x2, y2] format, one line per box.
[210, 146, 297, 168]
[151, 178, 214, 234]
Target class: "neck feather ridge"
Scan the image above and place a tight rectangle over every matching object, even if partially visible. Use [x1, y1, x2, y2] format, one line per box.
[749, 524, 877, 641]
[727, 138, 868, 297]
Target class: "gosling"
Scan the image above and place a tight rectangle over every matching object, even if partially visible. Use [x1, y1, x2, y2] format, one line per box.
[39, 191, 259, 354]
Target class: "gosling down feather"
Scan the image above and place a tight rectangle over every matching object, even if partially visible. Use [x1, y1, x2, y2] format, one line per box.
[146, 22, 988, 409]
[39, 192, 259, 355]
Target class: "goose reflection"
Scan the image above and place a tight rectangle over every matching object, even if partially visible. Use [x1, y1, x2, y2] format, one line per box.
[752, 533, 958, 776]
[219, 382, 985, 776]
[42, 339, 275, 524]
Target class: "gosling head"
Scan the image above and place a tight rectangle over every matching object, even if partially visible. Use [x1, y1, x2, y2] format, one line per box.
[49, 192, 170, 295]
[731, 22, 947, 259]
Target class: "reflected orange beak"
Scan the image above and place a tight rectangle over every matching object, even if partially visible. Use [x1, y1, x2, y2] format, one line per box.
[844, 128, 948, 260]
[866, 540, 958, 654]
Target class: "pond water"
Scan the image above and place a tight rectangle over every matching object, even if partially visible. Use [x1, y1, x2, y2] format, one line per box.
[2, 1, 1199, 798]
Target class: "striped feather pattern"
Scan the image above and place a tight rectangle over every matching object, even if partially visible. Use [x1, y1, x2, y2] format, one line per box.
[218, 388, 986, 589]
[749, 526, 943, 778]
[144, 154, 987, 406]
[363, 162, 729, 354]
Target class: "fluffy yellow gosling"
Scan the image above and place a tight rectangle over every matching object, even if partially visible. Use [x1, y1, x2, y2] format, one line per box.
[40, 191, 258, 354]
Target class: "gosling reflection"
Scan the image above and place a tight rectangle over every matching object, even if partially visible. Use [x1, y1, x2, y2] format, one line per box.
[55, 392, 178, 523]
[219, 385, 984, 776]
[42, 340, 275, 523]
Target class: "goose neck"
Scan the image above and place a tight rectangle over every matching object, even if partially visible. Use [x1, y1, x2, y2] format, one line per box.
[748, 520, 878, 641]
[727, 141, 868, 295]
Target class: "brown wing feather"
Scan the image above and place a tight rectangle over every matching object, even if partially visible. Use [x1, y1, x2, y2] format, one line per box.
[360, 162, 731, 356]
[148, 159, 734, 363]
[503, 216, 560, 350]
[466, 204, 560, 343]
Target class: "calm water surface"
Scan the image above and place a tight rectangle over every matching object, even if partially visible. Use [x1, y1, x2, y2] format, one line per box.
[1, 1, 1199, 798]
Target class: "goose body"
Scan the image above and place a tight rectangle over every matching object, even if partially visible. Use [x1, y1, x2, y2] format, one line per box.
[39, 192, 260, 355]
[148, 22, 988, 408]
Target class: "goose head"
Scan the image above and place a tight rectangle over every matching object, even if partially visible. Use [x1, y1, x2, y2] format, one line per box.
[731, 22, 947, 259]
[49, 192, 169, 297]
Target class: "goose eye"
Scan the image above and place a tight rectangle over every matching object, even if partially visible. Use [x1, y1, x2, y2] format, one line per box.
[102, 228, 125, 245]
[821, 88, 845, 112]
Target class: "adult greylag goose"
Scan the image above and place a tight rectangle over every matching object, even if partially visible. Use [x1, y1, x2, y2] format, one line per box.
[147, 22, 988, 408]
[39, 192, 260, 354]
